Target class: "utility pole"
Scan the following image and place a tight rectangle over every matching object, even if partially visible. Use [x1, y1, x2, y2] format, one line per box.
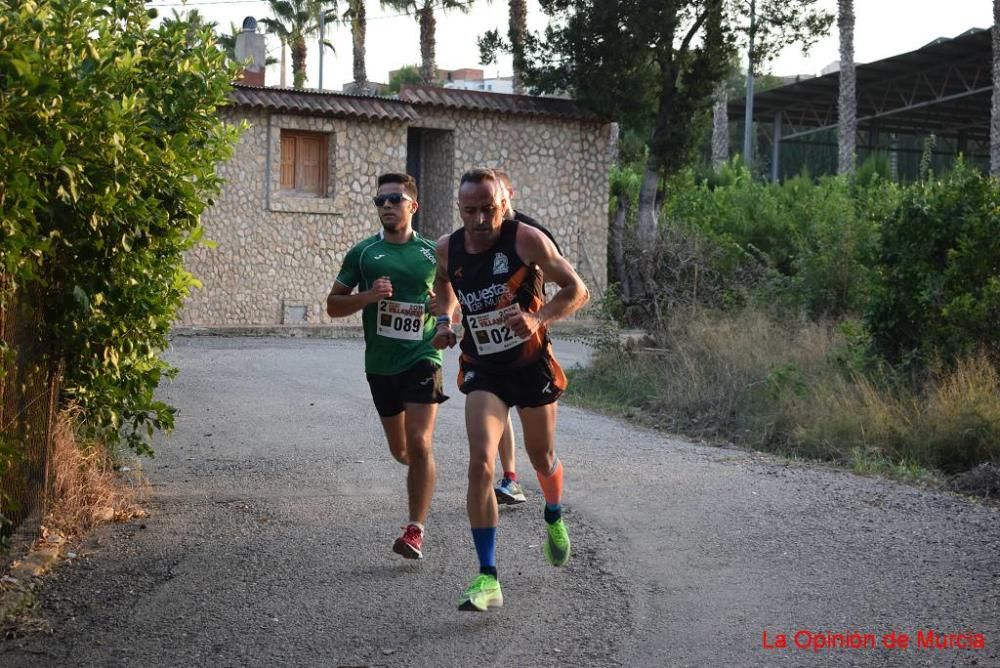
[742, 0, 756, 165]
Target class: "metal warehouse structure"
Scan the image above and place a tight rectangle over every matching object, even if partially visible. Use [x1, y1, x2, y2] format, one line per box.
[731, 27, 991, 180]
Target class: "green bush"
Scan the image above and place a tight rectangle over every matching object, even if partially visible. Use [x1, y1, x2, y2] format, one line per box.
[866, 161, 1000, 368]
[660, 164, 888, 320]
[1, 0, 242, 453]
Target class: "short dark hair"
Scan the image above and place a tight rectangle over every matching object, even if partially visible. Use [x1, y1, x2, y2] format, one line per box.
[377, 173, 418, 200]
[459, 168, 502, 187]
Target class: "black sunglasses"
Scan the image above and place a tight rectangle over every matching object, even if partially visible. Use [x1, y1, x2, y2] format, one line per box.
[372, 193, 413, 207]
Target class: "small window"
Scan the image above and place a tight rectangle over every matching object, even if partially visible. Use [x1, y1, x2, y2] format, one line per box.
[280, 130, 328, 196]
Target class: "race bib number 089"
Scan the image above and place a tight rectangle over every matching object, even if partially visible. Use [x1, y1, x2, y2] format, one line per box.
[467, 304, 527, 355]
[377, 300, 425, 340]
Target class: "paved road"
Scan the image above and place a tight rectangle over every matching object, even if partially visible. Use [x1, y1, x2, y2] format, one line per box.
[2, 336, 998, 667]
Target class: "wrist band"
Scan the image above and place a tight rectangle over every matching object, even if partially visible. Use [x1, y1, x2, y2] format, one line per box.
[436, 314, 451, 326]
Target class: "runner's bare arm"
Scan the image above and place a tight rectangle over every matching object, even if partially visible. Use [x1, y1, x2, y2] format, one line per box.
[326, 278, 393, 318]
[431, 235, 459, 349]
[507, 225, 590, 338]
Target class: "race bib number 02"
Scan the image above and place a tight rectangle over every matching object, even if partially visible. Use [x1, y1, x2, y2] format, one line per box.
[377, 300, 425, 340]
[466, 304, 527, 355]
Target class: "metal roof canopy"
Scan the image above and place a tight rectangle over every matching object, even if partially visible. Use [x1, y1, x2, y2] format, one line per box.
[730, 27, 991, 145]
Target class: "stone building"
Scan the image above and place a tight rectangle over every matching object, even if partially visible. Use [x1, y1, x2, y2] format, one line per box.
[179, 83, 616, 326]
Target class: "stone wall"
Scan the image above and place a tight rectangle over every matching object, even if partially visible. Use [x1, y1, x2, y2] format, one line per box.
[180, 104, 613, 326]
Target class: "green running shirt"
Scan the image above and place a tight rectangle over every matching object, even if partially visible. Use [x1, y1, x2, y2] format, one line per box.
[335, 231, 443, 376]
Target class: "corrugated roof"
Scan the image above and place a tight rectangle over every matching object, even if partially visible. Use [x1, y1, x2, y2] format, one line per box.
[228, 83, 605, 123]
[399, 84, 603, 121]
[229, 84, 419, 121]
[729, 28, 991, 141]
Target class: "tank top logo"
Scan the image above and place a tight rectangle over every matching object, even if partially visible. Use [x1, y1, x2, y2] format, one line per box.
[493, 252, 509, 276]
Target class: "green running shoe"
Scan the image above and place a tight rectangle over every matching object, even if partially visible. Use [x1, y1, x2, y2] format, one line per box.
[457, 574, 503, 612]
[543, 518, 571, 566]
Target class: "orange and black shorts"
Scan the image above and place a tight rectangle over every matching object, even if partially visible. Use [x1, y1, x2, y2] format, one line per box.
[457, 352, 566, 408]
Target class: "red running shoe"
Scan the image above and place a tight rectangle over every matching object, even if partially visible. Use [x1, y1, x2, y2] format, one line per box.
[392, 524, 423, 559]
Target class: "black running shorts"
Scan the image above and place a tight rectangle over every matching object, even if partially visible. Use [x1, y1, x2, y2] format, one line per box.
[366, 359, 449, 417]
[457, 353, 566, 408]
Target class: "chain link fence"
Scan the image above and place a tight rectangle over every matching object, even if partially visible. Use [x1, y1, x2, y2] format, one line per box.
[1, 275, 61, 564]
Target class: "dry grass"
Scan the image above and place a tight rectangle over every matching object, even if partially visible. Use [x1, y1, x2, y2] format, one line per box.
[571, 307, 1000, 488]
[1, 408, 146, 639]
[917, 352, 1000, 472]
[43, 406, 146, 539]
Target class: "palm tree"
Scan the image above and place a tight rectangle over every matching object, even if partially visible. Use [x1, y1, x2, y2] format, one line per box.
[992, 0, 1000, 175]
[381, 0, 474, 84]
[508, 0, 527, 94]
[160, 8, 217, 47]
[217, 22, 279, 67]
[837, 0, 856, 177]
[260, 0, 339, 89]
[343, 0, 368, 92]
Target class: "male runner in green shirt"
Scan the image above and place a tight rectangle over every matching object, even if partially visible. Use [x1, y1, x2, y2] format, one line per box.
[327, 172, 446, 560]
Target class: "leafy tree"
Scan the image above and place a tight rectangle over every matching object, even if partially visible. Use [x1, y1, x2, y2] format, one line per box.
[260, 0, 339, 89]
[381, 0, 476, 84]
[866, 162, 1000, 369]
[502, 0, 832, 301]
[387, 64, 423, 93]
[0, 0, 242, 453]
[161, 7, 215, 37]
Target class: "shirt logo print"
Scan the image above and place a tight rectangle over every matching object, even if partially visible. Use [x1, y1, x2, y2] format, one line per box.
[373, 254, 386, 260]
[493, 252, 509, 276]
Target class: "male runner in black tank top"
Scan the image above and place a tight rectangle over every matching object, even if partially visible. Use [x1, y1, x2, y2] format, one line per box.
[431, 168, 590, 612]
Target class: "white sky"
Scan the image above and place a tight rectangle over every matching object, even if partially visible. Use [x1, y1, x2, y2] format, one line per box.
[147, 0, 991, 91]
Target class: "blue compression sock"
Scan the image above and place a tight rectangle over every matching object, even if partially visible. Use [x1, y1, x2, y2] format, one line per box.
[471, 527, 497, 574]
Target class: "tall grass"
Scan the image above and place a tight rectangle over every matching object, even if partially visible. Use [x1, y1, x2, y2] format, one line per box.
[568, 308, 1000, 478]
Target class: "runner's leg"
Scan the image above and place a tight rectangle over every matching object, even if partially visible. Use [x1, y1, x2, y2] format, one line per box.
[466, 391, 508, 529]
[519, 402, 570, 566]
[378, 414, 409, 465]
[498, 415, 517, 477]
[402, 401, 438, 525]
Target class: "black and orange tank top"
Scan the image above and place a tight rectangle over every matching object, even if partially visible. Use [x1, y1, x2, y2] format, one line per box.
[447, 219, 548, 369]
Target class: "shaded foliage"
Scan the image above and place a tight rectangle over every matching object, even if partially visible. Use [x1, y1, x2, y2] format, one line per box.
[866, 162, 1000, 369]
[0, 0, 243, 453]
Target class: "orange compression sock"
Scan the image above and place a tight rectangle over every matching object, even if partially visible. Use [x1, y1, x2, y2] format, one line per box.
[535, 458, 563, 506]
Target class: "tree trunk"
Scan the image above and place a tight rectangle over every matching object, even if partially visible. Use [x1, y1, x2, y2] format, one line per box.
[280, 39, 287, 87]
[291, 35, 307, 89]
[610, 192, 631, 299]
[419, 3, 436, 84]
[352, 0, 368, 92]
[632, 63, 678, 299]
[632, 157, 661, 297]
[711, 82, 729, 168]
[509, 0, 527, 94]
[992, 0, 1000, 175]
[837, 0, 856, 176]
